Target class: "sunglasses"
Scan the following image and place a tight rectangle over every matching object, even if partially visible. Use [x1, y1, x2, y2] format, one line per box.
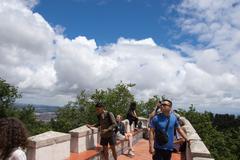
[161, 103, 170, 106]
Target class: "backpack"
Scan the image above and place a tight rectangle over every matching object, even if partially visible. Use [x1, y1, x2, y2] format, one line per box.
[106, 112, 118, 134]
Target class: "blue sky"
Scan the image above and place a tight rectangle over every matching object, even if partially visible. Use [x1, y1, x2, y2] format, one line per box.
[1, 0, 240, 114]
[34, 0, 186, 48]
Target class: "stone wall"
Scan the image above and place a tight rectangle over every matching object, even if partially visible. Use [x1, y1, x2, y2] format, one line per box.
[180, 117, 215, 160]
[26, 118, 148, 160]
[27, 131, 71, 160]
[26, 117, 214, 160]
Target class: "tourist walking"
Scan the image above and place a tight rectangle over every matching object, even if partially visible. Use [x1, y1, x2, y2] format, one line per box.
[87, 103, 118, 160]
[149, 99, 190, 160]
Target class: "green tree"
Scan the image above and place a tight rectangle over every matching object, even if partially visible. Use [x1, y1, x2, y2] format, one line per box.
[137, 95, 160, 117]
[51, 82, 136, 132]
[0, 78, 21, 117]
[178, 106, 234, 159]
[0, 77, 51, 135]
[19, 105, 51, 135]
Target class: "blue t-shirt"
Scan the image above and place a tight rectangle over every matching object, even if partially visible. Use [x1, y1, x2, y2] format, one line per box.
[149, 112, 180, 151]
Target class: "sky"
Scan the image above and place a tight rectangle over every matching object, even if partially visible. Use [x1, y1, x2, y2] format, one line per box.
[0, 0, 240, 114]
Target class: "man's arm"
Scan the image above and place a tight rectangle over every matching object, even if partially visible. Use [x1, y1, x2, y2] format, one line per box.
[86, 123, 99, 128]
[176, 127, 190, 143]
[149, 127, 155, 154]
[149, 106, 158, 119]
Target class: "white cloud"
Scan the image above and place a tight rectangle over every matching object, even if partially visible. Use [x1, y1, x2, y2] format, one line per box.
[0, 0, 56, 97]
[174, 0, 240, 111]
[0, 0, 240, 113]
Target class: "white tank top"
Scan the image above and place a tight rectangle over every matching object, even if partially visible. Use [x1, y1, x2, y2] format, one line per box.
[7, 148, 26, 160]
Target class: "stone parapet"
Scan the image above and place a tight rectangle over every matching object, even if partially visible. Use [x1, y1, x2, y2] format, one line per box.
[27, 131, 71, 160]
[69, 125, 98, 153]
[182, 117, 214, 160]
[193, 158, 215, 160]
[190, 141, 211, 158]
[138, 117, 149, 128]
[26, 116, 214, 160]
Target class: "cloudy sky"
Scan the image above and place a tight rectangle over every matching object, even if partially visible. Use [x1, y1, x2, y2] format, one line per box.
[0, 0, 240, 114]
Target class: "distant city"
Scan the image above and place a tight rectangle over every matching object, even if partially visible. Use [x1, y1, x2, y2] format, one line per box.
[15, 103, 240, 123]
[15, 103, 60, 122]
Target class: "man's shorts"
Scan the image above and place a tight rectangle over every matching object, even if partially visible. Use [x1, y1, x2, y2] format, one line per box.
[100, 135, 116, 146]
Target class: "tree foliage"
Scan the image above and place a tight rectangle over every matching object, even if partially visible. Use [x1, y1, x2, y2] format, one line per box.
[0, 77, 50, 135]
[1, 77, 240, 159]
[51, 82, 136, 132]
[178, 106, 240, 160]
[0, 78, 21, 117]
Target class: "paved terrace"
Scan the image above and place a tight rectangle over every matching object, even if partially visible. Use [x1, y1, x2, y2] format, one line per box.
[26, 117, 215, 160]
[69, 139, 184, 160]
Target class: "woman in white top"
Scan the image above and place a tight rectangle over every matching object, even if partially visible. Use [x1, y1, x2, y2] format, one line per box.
[0, 118, 28, 160]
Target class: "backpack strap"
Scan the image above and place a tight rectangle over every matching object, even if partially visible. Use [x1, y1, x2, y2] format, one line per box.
[107, 112, 113, 124]
[107, 112, 118, 133]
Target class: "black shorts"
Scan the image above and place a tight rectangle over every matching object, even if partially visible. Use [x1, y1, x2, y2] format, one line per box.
[100, 135, 116, 146]
[152, 148, 172, 160]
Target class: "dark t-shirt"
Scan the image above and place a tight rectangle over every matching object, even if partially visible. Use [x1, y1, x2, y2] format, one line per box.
[95, 111, 117, 138]
[117, 121, 126, 135]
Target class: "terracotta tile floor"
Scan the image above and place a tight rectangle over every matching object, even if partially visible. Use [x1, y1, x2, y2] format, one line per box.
[118, 139, 184, 160]
[69, 139, 185, 160]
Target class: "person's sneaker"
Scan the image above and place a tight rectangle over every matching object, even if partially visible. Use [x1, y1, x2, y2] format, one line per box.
[128, 150, 135, 156]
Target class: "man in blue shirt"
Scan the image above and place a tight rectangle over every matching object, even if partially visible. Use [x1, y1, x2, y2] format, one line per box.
[149, 99, 189, 160]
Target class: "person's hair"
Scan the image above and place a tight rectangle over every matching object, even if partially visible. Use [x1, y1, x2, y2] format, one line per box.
[95, 102, 104, 108]
[162, 99, 172, 107]
[116, 115, 122, 120]
[129, 101, 137, 111]
[173, 109, 178, 113]
[0, 117, 28, 159]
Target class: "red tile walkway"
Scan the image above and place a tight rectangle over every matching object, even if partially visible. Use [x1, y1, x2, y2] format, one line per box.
[69, 139, 185, 160]
[118, 139, 184, 160]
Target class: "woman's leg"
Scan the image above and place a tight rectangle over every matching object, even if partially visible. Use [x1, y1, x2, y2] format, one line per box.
[125, 133, 133, 151]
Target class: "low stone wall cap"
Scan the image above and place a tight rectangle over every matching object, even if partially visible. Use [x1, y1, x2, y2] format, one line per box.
[193, 157, 214, 160]
[69, 125, 98, 137]
[190, 140, 211, 158]
[28, 131, 71, 149]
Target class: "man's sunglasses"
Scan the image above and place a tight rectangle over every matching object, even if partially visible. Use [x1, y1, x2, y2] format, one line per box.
[161, 103, 170, 106]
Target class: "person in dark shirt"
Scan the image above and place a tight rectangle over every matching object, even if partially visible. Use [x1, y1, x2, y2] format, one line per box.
[127, 102, 139, 128]
[116, 115, 135, 156]
[87, 103, 117, 160]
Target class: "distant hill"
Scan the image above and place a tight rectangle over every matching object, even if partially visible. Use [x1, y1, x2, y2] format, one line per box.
[14, 103, 60, 122]
[15, 103, 60, 113]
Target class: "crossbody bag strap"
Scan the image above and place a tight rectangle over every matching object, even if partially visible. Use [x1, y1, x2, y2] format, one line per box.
[165, 116, 170, 132]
